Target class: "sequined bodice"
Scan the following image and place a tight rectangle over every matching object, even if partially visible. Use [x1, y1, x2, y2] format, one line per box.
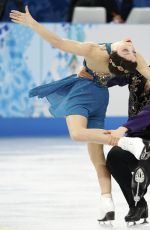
[92, 72, 114, 87]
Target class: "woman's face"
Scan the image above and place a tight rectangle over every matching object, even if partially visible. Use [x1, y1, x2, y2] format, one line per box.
[116, 38, 137, 62]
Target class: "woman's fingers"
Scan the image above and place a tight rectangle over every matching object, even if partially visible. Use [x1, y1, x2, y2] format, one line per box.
[11, 19, 23, 24]
[10, 15, 21, 22]
[10, 14, 24, 23]
[10, 13, 20, 18]
[10, 12, 25, 23]
[10, 13, 23, 20]
[10, 13, 21, 17]
[10, 12, 23, 16]
[11, 10, 22, 14]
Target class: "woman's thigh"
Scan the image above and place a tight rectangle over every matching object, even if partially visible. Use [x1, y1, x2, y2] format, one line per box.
[66, 115, 88, 132]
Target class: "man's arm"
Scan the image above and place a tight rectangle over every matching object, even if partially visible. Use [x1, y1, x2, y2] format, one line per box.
[123, 101, 150, 133]
[109, 101, 150, 138]
[136, 53, 150, 80]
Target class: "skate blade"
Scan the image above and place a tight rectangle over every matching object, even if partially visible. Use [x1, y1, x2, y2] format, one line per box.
[98, 211, 115, 221]
[126, 221, 137, 228]
[127, 219, 149, 228]
[140, 219, 149, 225]
[98, 211, 114, 227]
[98, 220, 113, 228]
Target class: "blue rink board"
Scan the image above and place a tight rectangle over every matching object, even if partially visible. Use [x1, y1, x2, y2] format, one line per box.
[0, 117, 128, 137]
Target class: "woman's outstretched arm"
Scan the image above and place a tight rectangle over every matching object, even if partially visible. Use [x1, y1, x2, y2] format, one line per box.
[9, 6, 97, 57]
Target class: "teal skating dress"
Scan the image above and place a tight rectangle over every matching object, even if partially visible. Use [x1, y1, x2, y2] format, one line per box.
[29, 43, 129, 128]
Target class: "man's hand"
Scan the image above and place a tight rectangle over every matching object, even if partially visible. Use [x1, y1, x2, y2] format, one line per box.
[77, 67, 93, 80]
[108, 127, 128, 146]
[109, 126, 128, 138]
[145, 80, 150, 91]
[103, 130, 119, 146]
[10, 5, 35, 28]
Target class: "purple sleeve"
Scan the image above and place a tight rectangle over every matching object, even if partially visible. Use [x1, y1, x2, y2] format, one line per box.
[123, 102, 150, 132]
[107, 75, 129, 87]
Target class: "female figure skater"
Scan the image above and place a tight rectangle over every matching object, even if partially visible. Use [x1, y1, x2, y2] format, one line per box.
[10, 6, 150, 222]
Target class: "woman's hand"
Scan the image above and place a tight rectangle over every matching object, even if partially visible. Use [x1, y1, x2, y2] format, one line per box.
[10, 6, 35, 28]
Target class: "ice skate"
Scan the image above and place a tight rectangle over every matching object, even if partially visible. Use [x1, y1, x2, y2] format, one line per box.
[125, 202, 148, 225]
[98, 195, 115, 225]
[132, 140, 150, 205]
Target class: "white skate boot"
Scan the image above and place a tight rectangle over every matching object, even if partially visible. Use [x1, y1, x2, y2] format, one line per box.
[98, 194, 115, 224]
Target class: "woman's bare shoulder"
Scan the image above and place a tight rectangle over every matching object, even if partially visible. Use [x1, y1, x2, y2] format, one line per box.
[85, 42, 108, 59]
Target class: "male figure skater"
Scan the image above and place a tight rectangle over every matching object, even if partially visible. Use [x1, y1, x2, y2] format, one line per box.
[106, 71, 150, 224]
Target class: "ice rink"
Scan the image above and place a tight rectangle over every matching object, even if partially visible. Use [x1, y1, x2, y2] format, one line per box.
[0, 137, 149, 230]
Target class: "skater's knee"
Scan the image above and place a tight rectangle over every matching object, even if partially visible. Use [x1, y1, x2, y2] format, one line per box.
[106, 146, 121, 168]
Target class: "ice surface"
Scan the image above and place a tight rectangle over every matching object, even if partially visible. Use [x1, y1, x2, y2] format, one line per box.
[0, 138, 149, 230]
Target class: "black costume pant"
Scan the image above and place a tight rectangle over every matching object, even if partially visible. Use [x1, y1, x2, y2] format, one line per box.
[106, 146, 146, 208]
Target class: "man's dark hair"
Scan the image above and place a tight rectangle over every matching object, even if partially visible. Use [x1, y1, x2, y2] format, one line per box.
[108, 51, 137, 75]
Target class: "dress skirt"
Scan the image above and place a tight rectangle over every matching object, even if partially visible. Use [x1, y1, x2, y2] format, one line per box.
[29, 74, 109, 128]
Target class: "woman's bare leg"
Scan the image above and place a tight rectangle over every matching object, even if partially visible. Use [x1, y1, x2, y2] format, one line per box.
[66, 115, 115, 219]
[88, 143, 115, 219]
[88, 143, 111, 194]
[66, 115, 112, 193]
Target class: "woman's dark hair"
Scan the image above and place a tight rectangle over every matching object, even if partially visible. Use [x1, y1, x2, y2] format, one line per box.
[108, 51, 137, 75]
